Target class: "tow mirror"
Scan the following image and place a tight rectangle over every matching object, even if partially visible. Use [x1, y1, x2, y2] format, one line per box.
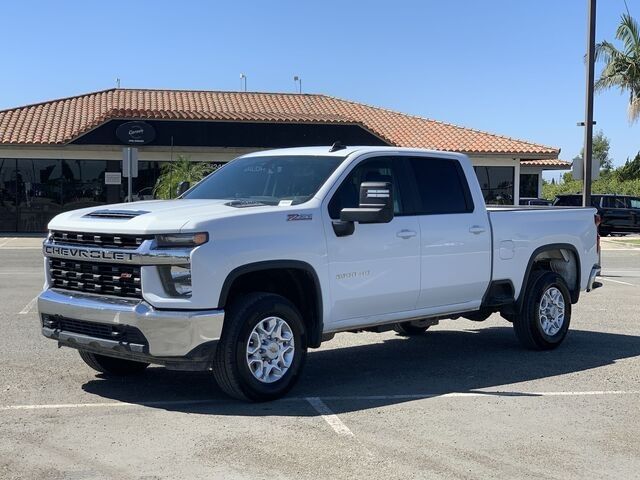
[176, 181, 190, 197]
[340, 181, 394, 224]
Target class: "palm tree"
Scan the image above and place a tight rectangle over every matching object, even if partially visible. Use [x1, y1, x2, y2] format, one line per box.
[153, 155, 214, 199]
[595, 13, 640, 122]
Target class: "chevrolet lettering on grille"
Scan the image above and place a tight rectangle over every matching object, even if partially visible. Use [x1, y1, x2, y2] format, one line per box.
[43, 245, 135, 262]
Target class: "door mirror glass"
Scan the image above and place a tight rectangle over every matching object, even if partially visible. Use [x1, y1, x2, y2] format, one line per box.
[340, 181, 394, 224]
[176, 181, 190, 197]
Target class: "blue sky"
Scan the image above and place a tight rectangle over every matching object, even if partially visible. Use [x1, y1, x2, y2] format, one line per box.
[0, 0, 637, 176]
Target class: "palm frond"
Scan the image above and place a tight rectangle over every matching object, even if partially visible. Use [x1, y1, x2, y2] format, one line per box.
[616, 13, 640, 54]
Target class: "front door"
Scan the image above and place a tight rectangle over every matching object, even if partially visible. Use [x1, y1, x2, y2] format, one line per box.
[323, 156, 421, 324]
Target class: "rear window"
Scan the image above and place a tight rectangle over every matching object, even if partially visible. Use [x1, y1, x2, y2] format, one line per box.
[554, 196, 581, 207]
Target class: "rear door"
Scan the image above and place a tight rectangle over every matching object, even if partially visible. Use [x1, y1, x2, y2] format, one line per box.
[406, 156, 492, 310]
[602, 196, 631, 231]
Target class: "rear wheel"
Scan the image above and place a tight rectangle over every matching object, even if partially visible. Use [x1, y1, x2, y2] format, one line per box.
[212, 293, 307, 402]
[78, 351, 149, 375]
[512, 271, 572, 350]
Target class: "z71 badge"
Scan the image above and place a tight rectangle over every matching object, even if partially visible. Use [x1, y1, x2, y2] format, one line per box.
[287, 214, 312, 221]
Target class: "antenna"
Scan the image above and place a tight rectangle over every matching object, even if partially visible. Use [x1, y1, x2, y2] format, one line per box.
[329, 141, 346, 152]
[116, 78, 121, 88]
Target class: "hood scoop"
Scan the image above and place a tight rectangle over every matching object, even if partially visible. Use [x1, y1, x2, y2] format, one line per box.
[84, 209, 150, 219]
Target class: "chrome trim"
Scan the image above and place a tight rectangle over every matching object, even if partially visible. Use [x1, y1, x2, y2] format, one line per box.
[42, 238, 191, 265]
[37, 289, 225, 357]
[586, 264, 601, 292]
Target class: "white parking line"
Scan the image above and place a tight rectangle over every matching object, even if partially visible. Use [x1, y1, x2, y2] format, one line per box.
[306, 397, 354, 437]
[18, 296, 39, 314]
[0, 238, 17, 248]
[600, 277, 636, 287]
[3, 390, 639, 413]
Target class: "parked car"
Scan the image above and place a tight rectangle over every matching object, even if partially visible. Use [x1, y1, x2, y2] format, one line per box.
[520, 197, 552, 206]
[554, 194, 640, 236]
[38, 146, 601, 401]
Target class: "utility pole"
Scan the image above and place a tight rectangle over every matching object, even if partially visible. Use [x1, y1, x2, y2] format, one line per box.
[240, 73, 247, 92]
[582, 0, 596, 207]
[294, 76, 302, 94]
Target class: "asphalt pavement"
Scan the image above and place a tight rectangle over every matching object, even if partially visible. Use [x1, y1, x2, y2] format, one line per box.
[0, 238, 639, 480]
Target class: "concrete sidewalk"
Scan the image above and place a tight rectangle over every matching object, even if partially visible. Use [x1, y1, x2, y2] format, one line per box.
[0, 237, 45, 249]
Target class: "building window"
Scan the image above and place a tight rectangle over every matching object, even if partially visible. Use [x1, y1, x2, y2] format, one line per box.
[473, 166, 514, 205]
[519, 173, 539, 198]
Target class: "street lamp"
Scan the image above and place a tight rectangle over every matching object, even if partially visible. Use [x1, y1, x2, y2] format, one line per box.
[293, 76, 302, 94]
[239, 73, 247, 92]
[581, 0, 597, 207]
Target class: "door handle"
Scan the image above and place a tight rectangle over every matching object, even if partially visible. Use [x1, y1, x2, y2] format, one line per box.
[396, 229, 417, 239]
[469, 225, 486, 235]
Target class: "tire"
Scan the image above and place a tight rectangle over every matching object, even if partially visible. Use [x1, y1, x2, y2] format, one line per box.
[394, 320, 432, 336]
[78, 350, 149, 375]
[512, 271, 572, 350]
[212, 293, 307, 402]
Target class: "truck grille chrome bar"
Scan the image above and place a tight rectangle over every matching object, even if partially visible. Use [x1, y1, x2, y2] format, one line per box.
[51, 230, 151, 249]
[48, 258, 142, 298]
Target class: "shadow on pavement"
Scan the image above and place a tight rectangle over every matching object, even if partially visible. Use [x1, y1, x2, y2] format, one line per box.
[81, 326, 640, 416]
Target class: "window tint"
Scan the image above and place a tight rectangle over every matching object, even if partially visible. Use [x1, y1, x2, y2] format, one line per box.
[328, 157, 405, 219]
[408, 157, 473, 215]
[603, 196, 629, 208]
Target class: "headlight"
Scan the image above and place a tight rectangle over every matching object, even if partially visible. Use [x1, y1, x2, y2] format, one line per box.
[159, 264, 192, 297]
[156, 232, 208, 248]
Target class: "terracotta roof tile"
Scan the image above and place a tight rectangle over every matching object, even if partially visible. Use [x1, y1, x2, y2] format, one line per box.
[521, 158, 571, 169]
[0, 88, 559, 156]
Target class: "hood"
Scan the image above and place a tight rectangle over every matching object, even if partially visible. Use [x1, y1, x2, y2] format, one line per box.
[47, 199, 276, 234]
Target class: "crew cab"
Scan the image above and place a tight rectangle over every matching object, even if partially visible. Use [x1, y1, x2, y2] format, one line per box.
[38, 146, 602, 401]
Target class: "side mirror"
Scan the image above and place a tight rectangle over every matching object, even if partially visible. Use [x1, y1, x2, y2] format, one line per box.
[340, 181, 394, 224]
[176, 181, 190, 197]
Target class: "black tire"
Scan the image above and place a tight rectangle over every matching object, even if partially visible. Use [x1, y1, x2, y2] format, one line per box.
[212, 293, 307, 402]
[78, 350, 149, 375]
[394, 320, 431, 336]
[513, 271, 572, 350]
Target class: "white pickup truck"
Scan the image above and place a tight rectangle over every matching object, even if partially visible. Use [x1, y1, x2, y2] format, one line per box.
[38, 146, 602, 401]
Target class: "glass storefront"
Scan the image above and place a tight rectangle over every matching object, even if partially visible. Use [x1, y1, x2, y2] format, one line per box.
[0, 159, 169, 233]
[473, 166, 515, 205]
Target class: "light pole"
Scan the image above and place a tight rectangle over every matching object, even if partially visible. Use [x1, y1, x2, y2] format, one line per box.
[294, 76, 302, 94]
[239, 73, 247, 92]
[582, 0, 597, 207]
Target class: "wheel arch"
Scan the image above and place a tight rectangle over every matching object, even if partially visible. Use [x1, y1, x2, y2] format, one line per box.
[517, 243, 581, 308]
[218, 260, 324, 348]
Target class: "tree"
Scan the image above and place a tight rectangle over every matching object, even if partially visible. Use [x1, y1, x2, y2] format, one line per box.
[153, 155, 214, 199]
[595, 13, 640, 122]
[617, 151, 640, 181]
[573, 130, 613, 173]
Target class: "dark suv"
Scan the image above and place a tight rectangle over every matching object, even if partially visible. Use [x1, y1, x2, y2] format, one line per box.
[554, 194, 640, 235]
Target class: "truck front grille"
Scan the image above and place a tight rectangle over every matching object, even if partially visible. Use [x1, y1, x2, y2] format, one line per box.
[50, 230, 151, 249]
[48, 259, 142, 298]
[41, 315, 148, 346]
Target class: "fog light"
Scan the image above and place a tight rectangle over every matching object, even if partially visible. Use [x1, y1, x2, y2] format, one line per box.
[160, 265, 192, 297]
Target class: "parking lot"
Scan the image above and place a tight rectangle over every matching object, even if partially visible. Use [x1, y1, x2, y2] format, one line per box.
[1, 237, 639, 480]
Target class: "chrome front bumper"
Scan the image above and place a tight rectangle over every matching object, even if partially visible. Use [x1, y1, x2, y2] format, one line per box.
[38, 289, 224, 365]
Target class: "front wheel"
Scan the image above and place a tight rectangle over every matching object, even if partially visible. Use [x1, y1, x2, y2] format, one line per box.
[78, 351, 149, 375]
[512, 271, 572, 350]
[212, 293, 307, 402]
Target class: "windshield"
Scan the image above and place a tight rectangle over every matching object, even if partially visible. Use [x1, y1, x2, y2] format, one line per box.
[183, 155, 343, 205]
